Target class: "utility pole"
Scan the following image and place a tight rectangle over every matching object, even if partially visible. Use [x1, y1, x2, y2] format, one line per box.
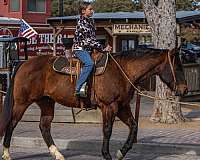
[58, 0, 63, 16]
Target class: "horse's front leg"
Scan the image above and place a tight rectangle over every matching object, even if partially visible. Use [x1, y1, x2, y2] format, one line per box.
[101, 103, 118, 160]
[116, 104, 137, 160]
[37, 97, 65, 160]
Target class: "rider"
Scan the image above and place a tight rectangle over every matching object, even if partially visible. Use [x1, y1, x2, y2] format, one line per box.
[73, 1, 112, 97]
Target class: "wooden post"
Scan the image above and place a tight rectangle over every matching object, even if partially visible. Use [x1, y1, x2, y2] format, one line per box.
[134, 92, 141, 142]
[0, 93, 3, 113]
[53, 27, 56, 56]
[53, 27, 64, 56]
[0, 83, 3, 113]
[58, 0, 64, 16]
[113, 36, 117, 53]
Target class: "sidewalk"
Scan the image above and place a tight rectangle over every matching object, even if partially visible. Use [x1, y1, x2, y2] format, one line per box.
[3, 96, 200, 146]
[11, 96, 200, 146]
[1, 119, 200, 159]
[8, 119, 200, 147]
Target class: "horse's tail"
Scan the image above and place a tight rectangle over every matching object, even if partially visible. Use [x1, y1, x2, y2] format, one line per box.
[0, 62, 24, 137]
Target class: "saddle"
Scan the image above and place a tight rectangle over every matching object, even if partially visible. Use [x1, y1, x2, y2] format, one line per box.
[53, 51, 109, 76]
[53, 50, 109, 111]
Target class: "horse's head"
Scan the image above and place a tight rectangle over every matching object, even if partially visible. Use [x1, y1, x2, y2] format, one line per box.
[158, 48, 188, 96]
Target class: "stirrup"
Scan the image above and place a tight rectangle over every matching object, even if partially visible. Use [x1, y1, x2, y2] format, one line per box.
[79, 82, 88, 98]
[76, 105, 97, 115]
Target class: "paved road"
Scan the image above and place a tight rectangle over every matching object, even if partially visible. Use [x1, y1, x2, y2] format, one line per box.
[1, 145, 200, 160]
[7, 122, 200, 146]
[0, 121, 200, 160]
[0, 96, 200, 160]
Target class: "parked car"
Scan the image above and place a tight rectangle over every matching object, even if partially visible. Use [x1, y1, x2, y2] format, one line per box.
[180, 43, 200, 63]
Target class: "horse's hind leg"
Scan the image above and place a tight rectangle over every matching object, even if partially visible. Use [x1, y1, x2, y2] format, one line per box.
[116, 104, 137, 160]
[101, 103, 118, 160]
[37, 96, 65, 160]
[2, 103, 30, 160]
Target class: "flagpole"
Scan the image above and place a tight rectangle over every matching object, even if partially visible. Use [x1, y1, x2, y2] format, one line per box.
[53, 27, 56, 56]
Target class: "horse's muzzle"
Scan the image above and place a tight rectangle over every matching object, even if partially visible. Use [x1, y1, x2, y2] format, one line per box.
[175, 87, 188, 96]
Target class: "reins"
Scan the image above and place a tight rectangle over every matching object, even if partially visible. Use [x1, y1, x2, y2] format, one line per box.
[108, 52, 200, 109]
[167, 51, 177, 90]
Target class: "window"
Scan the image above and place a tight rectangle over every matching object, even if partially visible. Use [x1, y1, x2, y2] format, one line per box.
[138, 36, 152, 46]
[121, 40, 135, 51]
[10, 0, 20, 12]
[27, 0, 46, 12]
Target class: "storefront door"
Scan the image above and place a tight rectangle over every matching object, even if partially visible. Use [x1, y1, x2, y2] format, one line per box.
[117, 35, 138, 52]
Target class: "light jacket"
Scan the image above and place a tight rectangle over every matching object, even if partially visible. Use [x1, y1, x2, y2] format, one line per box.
[73, 16, 104, 52]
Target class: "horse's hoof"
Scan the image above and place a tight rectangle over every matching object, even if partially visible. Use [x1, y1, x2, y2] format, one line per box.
[49, 145, 65, 160]
[2, 154, 12, 160]
[56, 155, 65, 160]
[2, 148, 12, 160]
[116, 150, 124, 160]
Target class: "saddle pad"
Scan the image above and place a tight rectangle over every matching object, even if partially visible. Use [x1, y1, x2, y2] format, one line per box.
[53, 53, 109, 76]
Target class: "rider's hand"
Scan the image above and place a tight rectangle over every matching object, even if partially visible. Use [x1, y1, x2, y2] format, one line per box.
[103, 44, 112, 52]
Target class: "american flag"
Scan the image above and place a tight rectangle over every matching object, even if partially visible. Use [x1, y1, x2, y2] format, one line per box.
[18, 19, 38, 39]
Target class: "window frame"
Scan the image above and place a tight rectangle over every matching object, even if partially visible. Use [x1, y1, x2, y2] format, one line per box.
[121, 39, 135, 51]
[27, 0, 46, 13]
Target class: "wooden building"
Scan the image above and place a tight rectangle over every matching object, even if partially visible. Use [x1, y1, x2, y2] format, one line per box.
[47, 11, 200, 54]
[0, 2, 199, 57]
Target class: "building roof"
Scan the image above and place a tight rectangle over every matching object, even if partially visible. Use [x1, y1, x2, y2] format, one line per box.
[176, 10, 200, 18]
[48, 11, 145, 21]
[0, 36, 29, 42]
[0, 17, 20, 24]
[47, 10, 200, 25]
[176, 10, 200, 22]
[0, 17, 50, 28]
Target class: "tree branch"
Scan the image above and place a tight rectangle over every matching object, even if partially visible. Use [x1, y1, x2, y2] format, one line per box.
[141, 0, 159, 32]
[153, 0, 159, 6]
[141, 0, 156, 12]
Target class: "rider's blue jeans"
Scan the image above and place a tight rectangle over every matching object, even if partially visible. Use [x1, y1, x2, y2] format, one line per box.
[75, 50, 94, 92]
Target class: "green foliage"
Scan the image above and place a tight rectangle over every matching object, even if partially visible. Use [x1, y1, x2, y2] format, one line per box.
[51, 0, 79, 16]
[51, 0, 195, 16]
[63, 0, 79, 16]
[176, 0, 193, 10]
[92, 0, 112, 12]
[93, 0, 135, 12]
[51, 0, 58, 16]
[181, 27, 200, 42]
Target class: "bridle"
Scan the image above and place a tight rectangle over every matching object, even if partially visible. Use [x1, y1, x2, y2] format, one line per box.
[167, 50, 177, 90]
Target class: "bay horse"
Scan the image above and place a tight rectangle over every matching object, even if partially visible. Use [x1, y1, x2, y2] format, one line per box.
[0, 48, 187, 160]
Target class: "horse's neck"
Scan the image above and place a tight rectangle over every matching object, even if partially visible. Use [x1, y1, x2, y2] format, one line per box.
[120, 54, 165, 82]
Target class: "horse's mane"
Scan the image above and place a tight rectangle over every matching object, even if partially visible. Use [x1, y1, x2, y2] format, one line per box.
[113, 48, 168, 60]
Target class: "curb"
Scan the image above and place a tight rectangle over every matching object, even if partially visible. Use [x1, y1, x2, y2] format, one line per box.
[8, 136, 200, 154]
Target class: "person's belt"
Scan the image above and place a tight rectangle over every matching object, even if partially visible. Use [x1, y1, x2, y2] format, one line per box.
[73, 46, 83, 50]
[73, 46, 92, 52]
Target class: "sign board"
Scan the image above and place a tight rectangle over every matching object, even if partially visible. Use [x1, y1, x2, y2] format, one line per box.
[113, 24, 151, 34]
[24, 33, 67, 56]
[0, 29, 69, 56]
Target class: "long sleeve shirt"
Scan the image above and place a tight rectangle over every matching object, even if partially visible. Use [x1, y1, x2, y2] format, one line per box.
[73, 16, 104, 52]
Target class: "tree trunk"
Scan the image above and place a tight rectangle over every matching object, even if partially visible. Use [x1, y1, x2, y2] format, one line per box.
[58, 0, 63, 16]
[142, 0, 185, 123]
